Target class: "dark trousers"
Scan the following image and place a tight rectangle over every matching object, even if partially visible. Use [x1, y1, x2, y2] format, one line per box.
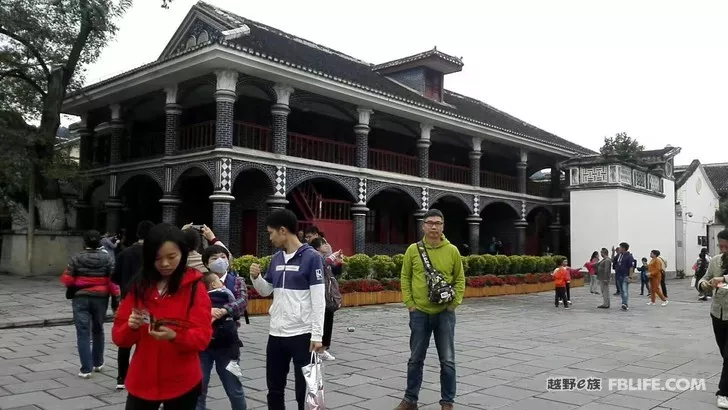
[696, 272, 705, 295]
[554, 287, 567, 307]
[125, 382, 202, 410]
[565, 282, 571, 301]
[712, 315, 728, 396]
[266, 333, 311, 410]
[323, 310, 334, 348]
[661, 274, 668, 297]
[117, 347, 131, 384]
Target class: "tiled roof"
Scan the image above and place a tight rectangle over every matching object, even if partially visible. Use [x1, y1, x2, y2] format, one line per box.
[703, 163, 728, 194]
[372, 47, 463, 72]
[674, 159, 700, 189]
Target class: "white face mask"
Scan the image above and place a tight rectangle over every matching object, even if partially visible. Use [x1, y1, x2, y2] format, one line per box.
[209, 257, 229, 275]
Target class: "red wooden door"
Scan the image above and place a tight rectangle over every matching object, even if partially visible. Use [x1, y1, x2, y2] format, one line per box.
[241, 210, 258, 256]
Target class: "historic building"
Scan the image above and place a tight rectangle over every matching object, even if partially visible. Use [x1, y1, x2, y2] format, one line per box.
[62, 1, 594, 258]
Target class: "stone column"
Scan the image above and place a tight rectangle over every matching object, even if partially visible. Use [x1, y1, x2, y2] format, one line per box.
[514, 220, 527, 255]
[78, 125, 93, 170]
[109, 104, 123, 165]
[351, 205, 369, 254]
[550, 165, 561, 198]
[271, 84, 294, 155]
[355, 108, 373, 168]
[517, 149, 528, 194]
[215, 70, 238, 149]
[209, 192, 235, 245]
[549, 208, 561, 254]
[164, 86, 182, 156]
[159, 195, 181, 225]
[105, 198, 124, 234]
[418, 124, 432, 178]
[466, 215, 482, 254]
[470, 137, 482, 187]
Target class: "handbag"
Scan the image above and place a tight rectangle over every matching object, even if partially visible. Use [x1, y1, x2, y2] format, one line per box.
[302, 352, 325, 409]
[690, 276, 696, 288]
[416, 241, 455, 304]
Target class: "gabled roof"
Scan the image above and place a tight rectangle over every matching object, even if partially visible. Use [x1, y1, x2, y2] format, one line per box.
[69, 1, 595, 155]
[703, 163, 728, 196]
[674, 159, 700, 189]
[372, 47, 464, 74]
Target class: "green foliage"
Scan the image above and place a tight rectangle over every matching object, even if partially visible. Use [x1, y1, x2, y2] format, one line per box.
[541, 256, 557, 272]
[371, 255, 395, 279]
[495, 255, 511, 275]
[481, 254, 497, 275]
[599, 132, 644, 163]
[464, 255, 485, 277]
[391, 254, 404, 277]
[521, 256, 538, 273]
[343, 254, 372, 279]
[716, 200, 728, 224]
[231, 255, 258, 282]
[259, 255, 272, 273]
[508, 255, 523, 275]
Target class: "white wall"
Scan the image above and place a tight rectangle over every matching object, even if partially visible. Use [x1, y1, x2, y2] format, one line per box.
[676, 167, 720, 274]
[570, 180, 676, 271]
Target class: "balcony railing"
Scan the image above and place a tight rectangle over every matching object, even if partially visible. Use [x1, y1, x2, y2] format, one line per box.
[287, 132, 355, 166]
[527, 181, 552, 197]
[481, 171, 518, 193]
[125, 131, 165, 161]
[179, 121, 215, 151]
[430, 161, 471, 185]
[319, 199, 351, 220]
[369, 149, 418, 176]
[234, 121, 272, 151]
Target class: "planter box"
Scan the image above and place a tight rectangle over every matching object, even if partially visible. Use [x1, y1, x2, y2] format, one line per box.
[464, 287, 487, 298]
[502, 285, 517, 295]
[524, 283, 540, 293]
[572, 278, 585, 287]
[342, 292, 382, 307]
[247, 298, 272, 315]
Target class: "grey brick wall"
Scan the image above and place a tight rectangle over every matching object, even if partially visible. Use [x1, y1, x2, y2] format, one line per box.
[417, 143, 430, 178]
[162, 204, 178, 225]
[215, 100, 234, 149]
[353, 213, 366, 254]
[517, 161, 527, 193]
[229, 202, 243, 254]
[271, 105, 289, 155]
[165, 104, 181, 155]
[388, 67, 426, 94]
[212, 200, 232, 245]
[470, 152, 481, 187]
[109, 123, 123, 165]
[354, 125, 369, 168]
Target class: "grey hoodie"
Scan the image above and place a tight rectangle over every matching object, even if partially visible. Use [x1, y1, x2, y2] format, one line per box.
[698, 255, 728, 320]
[596, 257, 612, 281]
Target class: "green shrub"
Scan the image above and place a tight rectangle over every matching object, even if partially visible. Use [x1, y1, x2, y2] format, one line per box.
[343, 254, 372, 279]
[541, 255, 557, 272]
[371, 255, 396, 279]
[553, 255, 568, 266]
[391, 254, 405, 277]
[231, 255, 259, 282]
[508, 255, 523, 275]
[259, 255, 272, 272]
[465, 255, 485, 276]
[461, 256, 470, 276]
[481, 254, 497, 275]
[521, 256, 538, 273]
[495, 255, 511, 275]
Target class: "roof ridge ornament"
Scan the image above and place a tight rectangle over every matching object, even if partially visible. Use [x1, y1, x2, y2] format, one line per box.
[221, 25, 250, 40]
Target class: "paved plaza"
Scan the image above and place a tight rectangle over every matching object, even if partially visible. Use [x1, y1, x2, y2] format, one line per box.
[0, 276, 722, 410]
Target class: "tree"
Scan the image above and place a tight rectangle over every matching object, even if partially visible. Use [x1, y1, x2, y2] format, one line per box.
[716, 200, 728, 225]
[599, 132, 644, 163]
[0, 0, 169, 269]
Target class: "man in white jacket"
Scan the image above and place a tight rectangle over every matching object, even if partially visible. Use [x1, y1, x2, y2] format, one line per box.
[250, 209, 325, 410]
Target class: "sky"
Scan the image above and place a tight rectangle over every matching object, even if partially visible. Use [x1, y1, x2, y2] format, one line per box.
[75, 0, 728, 165]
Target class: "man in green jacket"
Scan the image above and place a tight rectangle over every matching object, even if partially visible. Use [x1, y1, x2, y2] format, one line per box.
[395, 209, 465, 410]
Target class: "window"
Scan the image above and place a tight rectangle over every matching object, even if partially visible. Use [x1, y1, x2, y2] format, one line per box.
[424, 69, 443, 101]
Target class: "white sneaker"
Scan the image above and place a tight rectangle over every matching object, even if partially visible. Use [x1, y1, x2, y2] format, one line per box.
[319, 350, 336, 361]
[647, 302, 655, 305]
[717, 395, 728, 409]
[567, 301, 572, 305]
[115, 384, 125, 390]
[93, 365, 104, 372]
[78, 372, 91, 379]
[661, 300, 669, 306]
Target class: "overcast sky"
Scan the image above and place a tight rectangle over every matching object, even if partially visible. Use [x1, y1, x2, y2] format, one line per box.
[77, 0, 728, 165]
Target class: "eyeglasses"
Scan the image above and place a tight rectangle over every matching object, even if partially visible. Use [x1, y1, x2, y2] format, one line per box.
[424, 221, 443, 227]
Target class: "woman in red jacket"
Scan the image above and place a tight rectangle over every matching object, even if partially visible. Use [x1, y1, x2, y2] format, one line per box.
[112, 223, 212, 410]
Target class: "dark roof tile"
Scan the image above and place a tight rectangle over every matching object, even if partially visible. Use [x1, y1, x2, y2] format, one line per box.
[703, 164, 728, 194]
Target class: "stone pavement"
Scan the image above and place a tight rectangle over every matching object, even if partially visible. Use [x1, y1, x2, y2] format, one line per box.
[0, 277, 722, 410]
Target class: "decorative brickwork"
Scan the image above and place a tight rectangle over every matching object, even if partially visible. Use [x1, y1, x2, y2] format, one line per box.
[366, 180, 420, 206]
[428, 189, 471, 211]
[469, 151, 481, 187]
[170, 161, 216, 194]
[215, 99, 234, 149]
[165, 104, 182, 155]
[210, 192, 235, 245]
[117, 168, 165, 194]
[417, 142, 430, 179]
[517, 161, 528, 194]
[271, 107, 289, 155]
[230, 161, 277, 189]
[352, 205, 368, 254]
[284, 168, 359, 201]
[354, 125, 369, 168]
[478, 198, 522, 216]
[109, 122, 124, 165]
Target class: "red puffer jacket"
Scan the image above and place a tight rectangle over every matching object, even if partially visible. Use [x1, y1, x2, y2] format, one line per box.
[112, 268, 212, 401]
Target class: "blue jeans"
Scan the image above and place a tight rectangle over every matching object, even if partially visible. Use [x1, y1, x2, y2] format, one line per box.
[196, 347, 247, 410]
[72, 296, 108, 374]
[405, 309, 456, 405]
[618, 276, 630, 306]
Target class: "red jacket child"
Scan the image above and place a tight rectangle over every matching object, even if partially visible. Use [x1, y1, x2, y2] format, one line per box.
[553, 267, 569, 288]
[112, 268, 212, 401]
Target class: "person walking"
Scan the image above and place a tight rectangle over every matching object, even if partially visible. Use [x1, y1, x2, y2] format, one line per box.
[111, 220, 154, 390]
[61, 230, 118, 379]
[613, 242, 635, 310]
[585, 251, 599, 294]
[646, 250, 668, 306]
[395, 209, 465, 410]
[637, 257, 650, 296]
[112, 223, 212, 410]
[695, 248, 710, 301]
[553, 259, 570, 309]
[596, 248, 612, 309]
[249, 209, 325, 410]
[697, 229, 728, 409]
[612, 245, 621, 296]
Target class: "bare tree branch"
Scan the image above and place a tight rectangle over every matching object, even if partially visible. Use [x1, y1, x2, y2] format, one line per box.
[0, 27, 50, 77]
[0, 68, 46, 97]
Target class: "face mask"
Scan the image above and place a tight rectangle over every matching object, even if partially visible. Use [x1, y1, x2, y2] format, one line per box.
[209, 257, 229, 275]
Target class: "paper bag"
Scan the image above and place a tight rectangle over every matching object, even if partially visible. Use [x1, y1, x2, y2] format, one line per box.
[302, 352, 325, 409]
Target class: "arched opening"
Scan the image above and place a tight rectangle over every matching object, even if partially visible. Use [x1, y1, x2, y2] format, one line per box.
[287, 178, 355, 256]
[366, 188, 419, 255]
[527, 206, 552, 256]
[430, 196, 470, 249]
[118, 175, 163, 242]
[480, 202, 519, 255]
[230, 169, 273, 256]
[86, 180, 109, 232]
[176, 168, 214, 227]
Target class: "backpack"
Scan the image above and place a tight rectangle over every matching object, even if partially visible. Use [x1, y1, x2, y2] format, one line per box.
[324, 264, 342, 312]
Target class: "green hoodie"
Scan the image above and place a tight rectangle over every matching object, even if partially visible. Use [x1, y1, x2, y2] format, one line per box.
[401, 235, 465, 314]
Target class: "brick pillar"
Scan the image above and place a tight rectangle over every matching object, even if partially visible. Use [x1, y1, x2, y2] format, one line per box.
[210, 192, 235, 245]
[74, 200, 91, 230]
[271, 84, 294, 155]
[159, 195, 181, 226]
[109, 104, 123, 165]
[466, 216, 482, 254]
[517, 150, 528, 194]
[514, 220, 527, 255]
[215, 70, 238, 149]
[355, 108, 373, 168]
[105, 198, 124, 234]
[550, 166, 561, 198]
[470, 137, 482, 187]
[351, 205, 368, 254]
[78, 127, 92, 170]
[417, 124, 432, 179]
